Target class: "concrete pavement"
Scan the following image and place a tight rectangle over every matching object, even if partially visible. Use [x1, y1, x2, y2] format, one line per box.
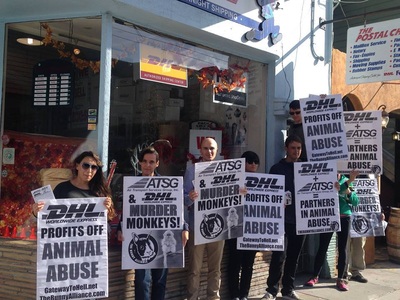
[251, 244, 400, 300]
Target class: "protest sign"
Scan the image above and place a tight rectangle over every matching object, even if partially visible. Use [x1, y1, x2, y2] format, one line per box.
[194, 158, 245, 245]
[300, 94, 348, 161]
[350, 178, 385, 237]
[295, 161, 340, 235]
[122, 176, 184, 269]
[237, 173, 285, 251]
[37, 198, 108, 300]
[337, 111, 382, 175]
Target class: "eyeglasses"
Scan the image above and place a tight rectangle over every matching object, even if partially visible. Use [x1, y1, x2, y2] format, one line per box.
[81, 163, 99, 171]
[246, 160, 259, 165]
[289, 111, 301, 115]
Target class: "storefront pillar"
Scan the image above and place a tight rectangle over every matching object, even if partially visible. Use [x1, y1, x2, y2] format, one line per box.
[98, 13, 113, 170]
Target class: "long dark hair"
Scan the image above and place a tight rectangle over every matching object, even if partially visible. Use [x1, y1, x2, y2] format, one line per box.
[73, 151, 116, 219]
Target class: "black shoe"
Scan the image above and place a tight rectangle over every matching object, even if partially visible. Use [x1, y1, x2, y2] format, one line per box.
[351, 274, 368, 283]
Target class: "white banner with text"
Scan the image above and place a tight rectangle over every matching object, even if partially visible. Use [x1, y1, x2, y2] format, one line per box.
[37, 198, 108, 300]
[194, 158, 245, 245]
[122, 176, 184, 269]
[294, 161, 340, 235]
[237, 173, 285, 251]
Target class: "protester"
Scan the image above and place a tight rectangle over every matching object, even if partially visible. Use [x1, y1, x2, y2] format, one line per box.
[347, 173, 385, 284]
[117, 146, 189, 300]
[32, 150, 115, 219]
[287, 100, 307, 162]
[184, 137, 225, 300]
[347, 210, 385, 283]
[304, 170, 360, 292]
[227, 151, 260, 300]
[347, 237, 368, 283]
[261, 135, 304, 300]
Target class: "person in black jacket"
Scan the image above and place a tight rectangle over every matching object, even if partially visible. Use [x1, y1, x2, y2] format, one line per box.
[117, 146, 188, 300]
[261, 135, 304, 300]
[287, 100, 307, 162]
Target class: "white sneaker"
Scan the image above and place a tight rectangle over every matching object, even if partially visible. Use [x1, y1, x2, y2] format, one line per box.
[282, 290, 301, 300]
[261, 291, 276, 300]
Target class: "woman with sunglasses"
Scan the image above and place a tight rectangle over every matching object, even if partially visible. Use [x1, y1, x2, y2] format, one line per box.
[227, 151, 260, 300]
[32, 150, 116, 220]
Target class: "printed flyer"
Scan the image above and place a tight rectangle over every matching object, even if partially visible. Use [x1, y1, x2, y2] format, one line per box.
[37, 198, 108, 300]
[31, 184, 55, 203]
[122, 176, 184, 269]
[194, 158, 245, 245]
[237, 173, 285, 251]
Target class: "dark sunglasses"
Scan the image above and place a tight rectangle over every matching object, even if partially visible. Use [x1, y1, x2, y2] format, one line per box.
[81, 162, 99, 171]
[246, 160, 259, 165]
[289, 111, 301, 115]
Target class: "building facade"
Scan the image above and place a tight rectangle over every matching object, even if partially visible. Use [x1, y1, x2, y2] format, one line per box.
[0, 0, 332, 298]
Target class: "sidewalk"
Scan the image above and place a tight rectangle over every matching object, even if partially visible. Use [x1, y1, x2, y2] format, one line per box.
[252, 244, 400, 300]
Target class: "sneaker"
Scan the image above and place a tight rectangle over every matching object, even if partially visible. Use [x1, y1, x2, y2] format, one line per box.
[350, 274, 368, 283]
[232, 298, 240, 300]
[304, 277, 319, 287]
[261, 291, 276, 300]
[282, 291, 301, 299]
[336, 279, 349, 291]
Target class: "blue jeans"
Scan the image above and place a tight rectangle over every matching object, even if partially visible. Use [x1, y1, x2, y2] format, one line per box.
[135, 268, 168, 300]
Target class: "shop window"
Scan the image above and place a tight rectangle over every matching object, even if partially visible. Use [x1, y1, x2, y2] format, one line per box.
[108, 22, 267, 176]
[1, 18, 101, 238]
[108, 21, 267, 214]
[0, 18, 268, 239]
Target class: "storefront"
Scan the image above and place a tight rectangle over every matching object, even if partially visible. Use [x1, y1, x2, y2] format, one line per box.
[0, 1, 332, 298]
[0, 14, 271, 228]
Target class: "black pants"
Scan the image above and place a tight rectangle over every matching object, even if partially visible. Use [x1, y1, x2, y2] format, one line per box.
[312, 216, 350, 280]
[227, 238, 257, 299]
[266, 223, 306, 296]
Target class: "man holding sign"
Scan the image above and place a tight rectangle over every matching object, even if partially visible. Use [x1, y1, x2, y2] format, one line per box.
[262, 135, 304, 300]
[119, 146, 188, 300]
[184, 137, 225, 300]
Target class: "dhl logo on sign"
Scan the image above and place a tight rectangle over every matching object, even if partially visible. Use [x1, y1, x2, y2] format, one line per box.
[140, 44, 188, 87]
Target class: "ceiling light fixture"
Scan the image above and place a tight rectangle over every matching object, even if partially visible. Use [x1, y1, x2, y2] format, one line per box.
[73, 38, 80, 55]
[16, 37, 43, 46]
